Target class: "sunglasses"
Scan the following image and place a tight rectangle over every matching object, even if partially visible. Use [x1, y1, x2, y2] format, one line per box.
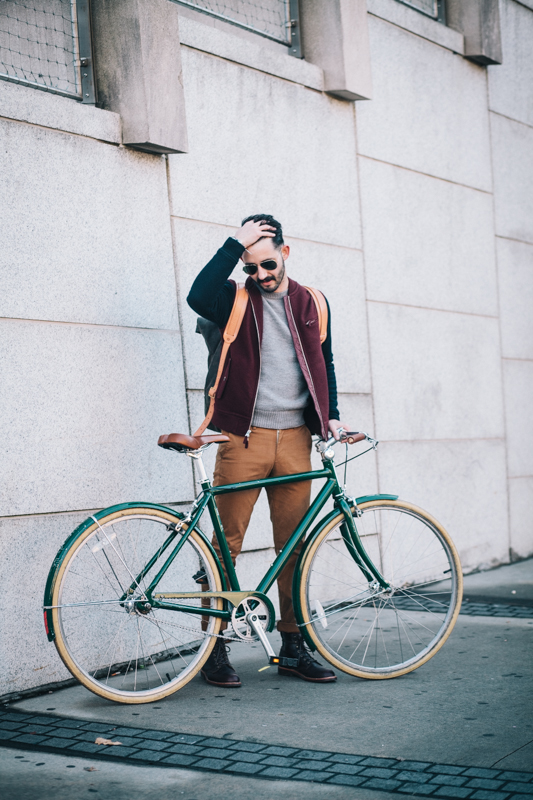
[242, 258, 279, 276]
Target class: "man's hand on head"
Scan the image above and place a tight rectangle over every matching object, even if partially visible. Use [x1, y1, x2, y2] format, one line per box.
[234, 219, 276, 249]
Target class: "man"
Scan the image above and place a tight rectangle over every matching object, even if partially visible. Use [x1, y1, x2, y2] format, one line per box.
[187, 215, 350, 687]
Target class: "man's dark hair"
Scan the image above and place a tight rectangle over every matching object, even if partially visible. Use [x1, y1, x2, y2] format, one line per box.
[241, 214, 284, 248]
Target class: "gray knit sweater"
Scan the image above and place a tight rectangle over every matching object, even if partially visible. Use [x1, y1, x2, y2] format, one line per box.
[251, 287, 310, 429]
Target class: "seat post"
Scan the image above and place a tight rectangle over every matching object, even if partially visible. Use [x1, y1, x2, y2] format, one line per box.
[188, 450, 209, 485]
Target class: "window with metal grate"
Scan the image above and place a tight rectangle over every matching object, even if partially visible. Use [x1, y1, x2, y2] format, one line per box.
[395, 0, 446, 24]
[172, 0, 302, 56]
[0, 0, 95, 102]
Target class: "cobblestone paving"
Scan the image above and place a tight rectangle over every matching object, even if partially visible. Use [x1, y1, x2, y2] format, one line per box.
[389, 597, 533, 619]
[459, 602, 533, 619]
[1, 709, 532, 797]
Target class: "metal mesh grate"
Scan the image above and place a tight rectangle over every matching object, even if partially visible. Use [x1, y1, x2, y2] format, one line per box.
[397, 0, 440, 19]
[175, 0, 292, 45]
[0, 0, 81, 98]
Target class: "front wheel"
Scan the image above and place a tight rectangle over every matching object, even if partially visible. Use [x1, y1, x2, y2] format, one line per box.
[50, 507, 223, 703]
[298, 500, 462, 679]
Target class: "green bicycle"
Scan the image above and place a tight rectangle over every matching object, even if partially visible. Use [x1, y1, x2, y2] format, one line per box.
[43, 429, 463, 704]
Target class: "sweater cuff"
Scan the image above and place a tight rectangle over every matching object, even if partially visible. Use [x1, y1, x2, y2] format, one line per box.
[221, 237, 246, 258]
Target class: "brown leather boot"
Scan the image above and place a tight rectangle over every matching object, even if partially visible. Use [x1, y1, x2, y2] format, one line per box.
[201, 639, 241, 687]
[278, 632, 337, 682]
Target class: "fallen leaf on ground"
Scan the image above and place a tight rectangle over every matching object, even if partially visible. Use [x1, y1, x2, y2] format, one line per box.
[83, 767, 98, 772]
[94, 737, 122, 746]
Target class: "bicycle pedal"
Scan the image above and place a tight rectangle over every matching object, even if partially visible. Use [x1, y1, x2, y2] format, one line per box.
[276, 656, 299, 668]
[192, 568, 207, 584]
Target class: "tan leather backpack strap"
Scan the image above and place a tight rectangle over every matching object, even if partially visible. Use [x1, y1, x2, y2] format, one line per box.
[222, 283, 248, 344]
[304, 286, 328, 344]
[193, 284, 248, 437]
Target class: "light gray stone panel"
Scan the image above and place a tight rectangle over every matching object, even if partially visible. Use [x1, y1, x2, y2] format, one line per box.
[0, 79, 121, 143]
[0, 320, 192, 517]
[491, 112, 533, 244]
[368, 303, 504, 441]
[178, 14, 323, 91]
[169, 48, 361, 249]
[0, 511, 88, 696]
[508, 477, 533, 560]
[360, 158, 498, 315]
[503, 359, 533, 478]
[488, 0, 533, 127]
[357, 16, 492, 191]
[377, 439, 509, 573]
[0, 118, 178, 329]
[496, 238, 533, 360]
[337, 393, 379, 498]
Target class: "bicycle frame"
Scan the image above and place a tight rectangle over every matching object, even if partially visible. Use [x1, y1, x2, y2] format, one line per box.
[142, 455, 390, 625]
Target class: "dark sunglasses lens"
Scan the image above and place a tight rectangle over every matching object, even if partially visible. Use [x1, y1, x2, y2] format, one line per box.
[242, 259, 278, 275]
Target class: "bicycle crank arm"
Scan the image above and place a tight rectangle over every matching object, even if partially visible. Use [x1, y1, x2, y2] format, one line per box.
[246, 612, 277, 661]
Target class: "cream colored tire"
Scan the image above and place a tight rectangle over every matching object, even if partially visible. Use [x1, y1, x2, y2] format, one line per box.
[298, 499, 462, 679]
[51, 507, 222, 703]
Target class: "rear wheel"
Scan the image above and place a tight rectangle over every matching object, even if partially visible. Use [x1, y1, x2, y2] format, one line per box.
[298, 499, 462, 678]
[51, 507, 222, 703]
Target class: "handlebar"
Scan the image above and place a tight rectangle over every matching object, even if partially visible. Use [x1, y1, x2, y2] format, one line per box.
[316, 428, 379, 455]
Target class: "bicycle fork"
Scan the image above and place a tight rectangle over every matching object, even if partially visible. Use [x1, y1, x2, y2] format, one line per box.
[337, 496, 390, 591]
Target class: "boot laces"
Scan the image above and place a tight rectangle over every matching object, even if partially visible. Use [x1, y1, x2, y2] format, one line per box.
[284, 633, 321, 668]
[297, 640, 320, 668]
[213, 640, 231, 668]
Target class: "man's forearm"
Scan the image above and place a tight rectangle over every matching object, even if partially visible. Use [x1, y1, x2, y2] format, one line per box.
[187, 237, 245, 327]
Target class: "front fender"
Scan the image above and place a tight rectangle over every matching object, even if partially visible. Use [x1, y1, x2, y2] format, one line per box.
[43, 502, 225, 642]
[292, 493, 398, 650]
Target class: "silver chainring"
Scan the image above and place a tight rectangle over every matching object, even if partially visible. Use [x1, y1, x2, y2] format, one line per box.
[231, 596, 271, 641]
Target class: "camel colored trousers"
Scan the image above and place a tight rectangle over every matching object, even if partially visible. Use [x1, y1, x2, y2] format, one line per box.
[212, 425, 312, 633]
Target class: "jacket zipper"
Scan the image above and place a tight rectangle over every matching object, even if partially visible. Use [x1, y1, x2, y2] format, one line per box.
[243, 299, 262, 448]
[287, 296, 327, 440]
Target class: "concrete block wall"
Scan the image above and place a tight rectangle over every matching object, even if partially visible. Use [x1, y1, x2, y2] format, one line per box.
[0, 0, 531, 697]
[488, 0, 533, 560]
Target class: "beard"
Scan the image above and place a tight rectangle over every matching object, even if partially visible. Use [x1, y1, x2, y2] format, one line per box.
[258, 261, 285, 293]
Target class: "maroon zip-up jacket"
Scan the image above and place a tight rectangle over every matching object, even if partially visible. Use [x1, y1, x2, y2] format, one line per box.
[187, 238, 337, 441]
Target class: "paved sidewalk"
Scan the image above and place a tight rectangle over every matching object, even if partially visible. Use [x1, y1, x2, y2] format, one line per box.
[2, 559, 532, 799]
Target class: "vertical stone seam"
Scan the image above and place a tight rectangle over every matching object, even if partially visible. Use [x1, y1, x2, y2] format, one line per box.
[352, 101, 381, 494]
[165, 153, 195, 496]
[486, 78, 512, 561]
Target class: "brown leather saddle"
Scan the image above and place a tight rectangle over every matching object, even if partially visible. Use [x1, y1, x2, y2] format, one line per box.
[158, 432, 230, 452]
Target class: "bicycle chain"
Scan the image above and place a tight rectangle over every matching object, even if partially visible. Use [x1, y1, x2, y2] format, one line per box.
[143, 610, 255, 645]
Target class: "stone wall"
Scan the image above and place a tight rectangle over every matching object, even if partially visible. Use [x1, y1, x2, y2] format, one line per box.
[0, 0, 531, 697]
